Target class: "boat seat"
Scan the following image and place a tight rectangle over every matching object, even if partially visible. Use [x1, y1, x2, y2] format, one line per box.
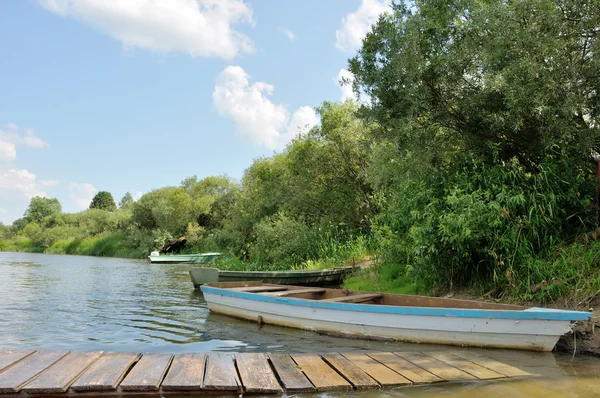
[262, 288, 327, 297]
[321, 293, 383, 303]
[229, 286, 289, 293]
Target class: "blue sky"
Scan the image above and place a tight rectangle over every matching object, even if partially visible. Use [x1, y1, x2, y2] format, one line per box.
[0, 0, 390, 224]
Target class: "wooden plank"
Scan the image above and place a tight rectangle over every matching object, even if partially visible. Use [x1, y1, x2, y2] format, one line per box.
[161, 353, 206, 391]
[268, 354, 315, 393]
[426, 352, 505, 380]
[203, 354, 240, 391]
[262, 288, 326, 297]
[395, 352, 476, 381]
[0, 350, 35, 373]
[367, 352, 443, 384]
[229, 286, 288, 293]
[341, 353, 411, 387]
[22, 351, 104, 393]
[71, 352, 141, 391]
[321, 293, 382, 303]
[321, 353, 379, 389]
[120, 353, 172, 391]
[235, 353, 282, 394]
[0, 350, 69, 393]
[291, 354, 352, 391]
[452, 351, 531, 377]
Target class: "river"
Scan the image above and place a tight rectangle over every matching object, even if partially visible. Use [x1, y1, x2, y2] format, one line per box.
[0, 252, 598, 397]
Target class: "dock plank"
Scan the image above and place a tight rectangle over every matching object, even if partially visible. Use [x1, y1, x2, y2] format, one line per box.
[321, 353, 379, 389]
[0, 350, 35, 373]
[396, 352, 476, 381]
[120, 353, 172, 391]
[368, 352, 443, 384]
[452, 351, 531, 377]
[71, 352, 141, 391]
[22, 351, 104, 393]
[291, 354, 352, 391]
[341, 353, 411, 387]
[235, 353, 282, 394]
[203, 353, 240, 391]
[426, 352, 505, 379]
[0, 350, 69, 393]
[160, 353, 206, 391]
[268, 354, 315, 393]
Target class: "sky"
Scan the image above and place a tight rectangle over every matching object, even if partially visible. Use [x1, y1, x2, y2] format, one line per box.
[0, 0, 391, 224]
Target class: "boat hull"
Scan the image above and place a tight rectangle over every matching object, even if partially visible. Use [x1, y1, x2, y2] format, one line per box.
[189, 267, 352, 288]
[148, 253, 221, 264]
[202, 289, 577, 351]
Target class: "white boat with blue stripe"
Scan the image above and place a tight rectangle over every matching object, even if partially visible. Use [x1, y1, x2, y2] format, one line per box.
[201, 282, 591, 351]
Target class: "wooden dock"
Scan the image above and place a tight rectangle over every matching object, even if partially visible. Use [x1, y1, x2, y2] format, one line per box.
[0, 349, 533, 396]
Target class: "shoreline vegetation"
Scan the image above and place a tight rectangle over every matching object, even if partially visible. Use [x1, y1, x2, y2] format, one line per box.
[1, 0, 599, 353]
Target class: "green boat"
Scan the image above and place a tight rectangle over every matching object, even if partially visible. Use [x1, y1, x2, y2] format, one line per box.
[189, 266, 353, 288]
[148, 252, 222, 264]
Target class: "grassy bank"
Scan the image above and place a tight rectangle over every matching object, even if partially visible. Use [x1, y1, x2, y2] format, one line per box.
[0, 233, 140, 258]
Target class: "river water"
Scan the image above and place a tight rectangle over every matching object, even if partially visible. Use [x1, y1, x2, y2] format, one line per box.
[0, 252, 598, 397]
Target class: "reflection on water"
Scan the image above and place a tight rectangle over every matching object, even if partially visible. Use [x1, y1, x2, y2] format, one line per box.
[0, 252, 599, 397]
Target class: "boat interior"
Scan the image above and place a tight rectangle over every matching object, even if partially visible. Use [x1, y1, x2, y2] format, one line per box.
[204, 282, 526, 310]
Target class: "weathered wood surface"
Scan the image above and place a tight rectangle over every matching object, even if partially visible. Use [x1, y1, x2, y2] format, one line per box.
[262, 288, 326, 297]
[341, 353, 411, 387]
[161, 353, 206, 391]
[22, 351, 104, 393]
[426, 352, 505, 379]
[291, 354, 352, 391]
[368, 352, 442, 384]
[203, 354, 240, 392]
[120, 353, 172, 391]
[0, 350, 69, 393]
[267, 354, 315, 393]
[396, 352, 477, 381]
[0, 349, 533, 396]
[452, 351, 531, 377]
[71, 352, 141, 391]
[322, 293, 383, 303]
[321, 353, 379, 389]
[235, 353, 282, 394]
[0, 351, 34, 373]
[229, 286, 288, 293]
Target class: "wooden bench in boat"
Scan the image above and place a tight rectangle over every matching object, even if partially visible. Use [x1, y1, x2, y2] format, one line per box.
[0, 349, 534, 396]
[321, 293, 383, 303]
[262, 288, 326, 297]
[229, 286, 289, 293]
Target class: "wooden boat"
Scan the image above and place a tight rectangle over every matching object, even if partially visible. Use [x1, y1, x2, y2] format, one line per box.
[200, 282, 592, 351]
[147, 252, 222, 264]
[189, 266, 353, 288]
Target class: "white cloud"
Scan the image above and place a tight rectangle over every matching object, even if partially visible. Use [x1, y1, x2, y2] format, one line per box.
[0, 142, 17, 162]
[0, 169, 46, 200]
[69, 182, 97, 210]
[213, 66, 318, 150]
[39, 179, 60, 187]
[39, 0, 254, 59]
[279, 27, 295, 41]
[336, 69, 357, 102]
[335, 0, 390, 53]
[134, 191, 143, 201]
[0, 123, 49, 162]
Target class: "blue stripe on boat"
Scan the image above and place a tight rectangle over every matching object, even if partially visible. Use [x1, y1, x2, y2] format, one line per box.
[200, 286, 591, 321]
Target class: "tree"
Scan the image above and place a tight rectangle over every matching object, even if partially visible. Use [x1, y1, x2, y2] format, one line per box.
[24, 196, 62, 223]
[119, 192, 134, 209]
[131, 187, 195, 236]
[89, 191, 117, 212]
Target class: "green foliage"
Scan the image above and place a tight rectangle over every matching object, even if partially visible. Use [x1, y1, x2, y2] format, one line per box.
[119, 192, 134, 208]
[24, 196, 62, 223]
[0, 223, 11, 240]
[350, 0, 600, 167]
[90, 191, 117, 212]
[132, 187, 195, 236]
